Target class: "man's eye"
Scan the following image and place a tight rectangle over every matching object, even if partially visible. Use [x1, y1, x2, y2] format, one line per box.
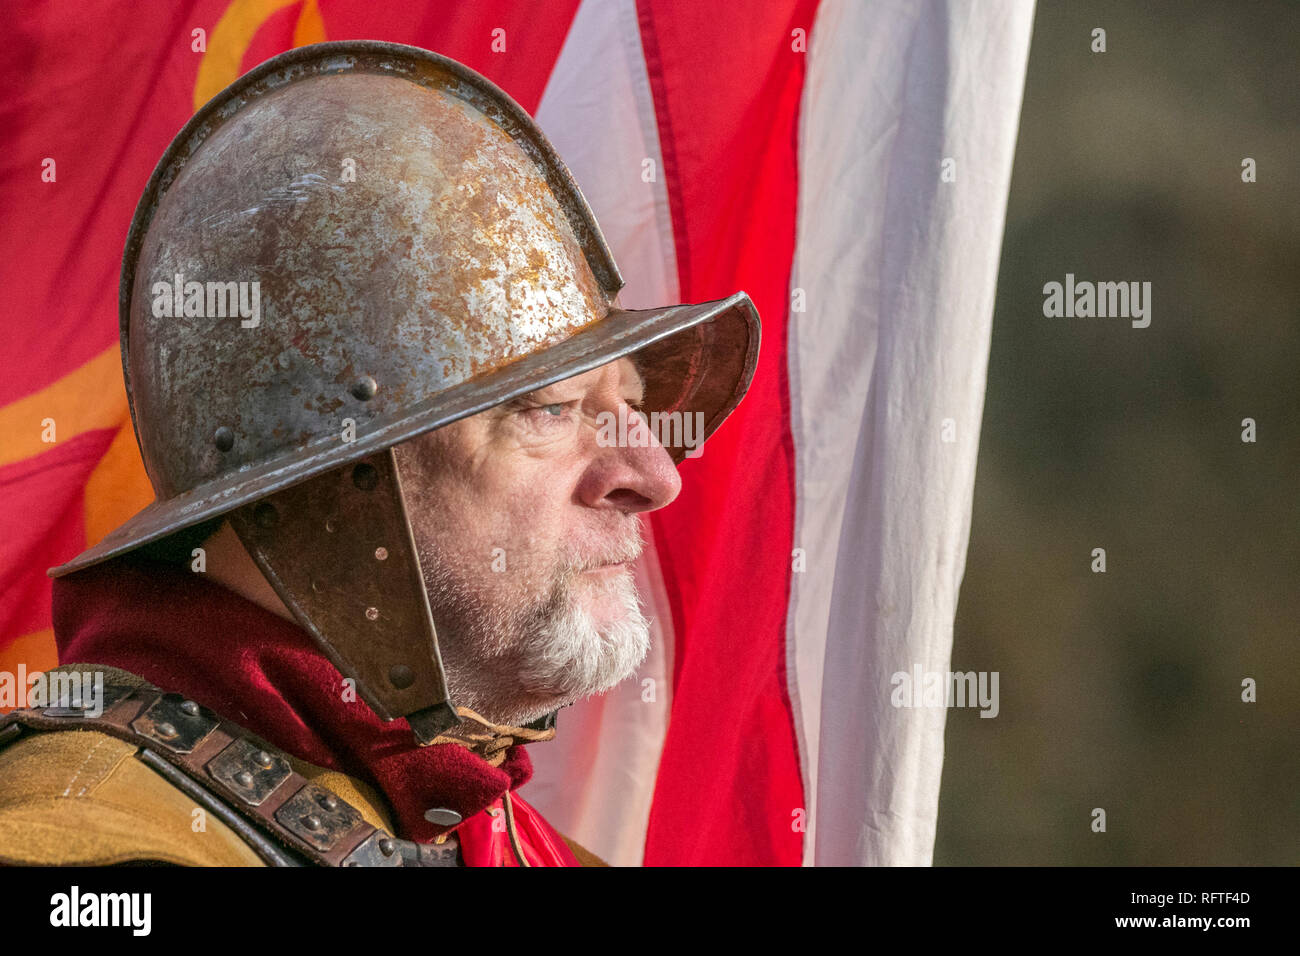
[514, 400, 575, 427]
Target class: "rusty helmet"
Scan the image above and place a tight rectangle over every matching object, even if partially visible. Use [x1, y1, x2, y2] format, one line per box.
[51, 41, 760, 742]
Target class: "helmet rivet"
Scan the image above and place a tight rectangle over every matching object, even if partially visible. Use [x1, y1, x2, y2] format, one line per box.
[374, 547, 388, 561]
[213, 426, 235, 452]
[366, 607, 380, 622]
[253, 502, 279, 528]
[349, 376, 377, 401]
[352, 463, 378, 490]
[388, 664, 414, 689]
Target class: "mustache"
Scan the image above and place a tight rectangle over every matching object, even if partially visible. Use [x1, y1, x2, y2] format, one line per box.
[565, 521, 645, 573]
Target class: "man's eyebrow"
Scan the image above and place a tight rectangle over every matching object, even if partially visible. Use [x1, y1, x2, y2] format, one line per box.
[517, 381, 568, 401]
[502, 359, 645, 409]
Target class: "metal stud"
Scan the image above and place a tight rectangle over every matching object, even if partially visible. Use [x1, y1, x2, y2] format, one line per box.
[276, 783, 361, 850]
[378, 838, 396, 856]
[253, 502, 279, 529]
[352, 462, 378, 490]
[207, 739, 290, 806]
[349, 376, 378, 401]
[317, 793, 339, 812]
[423, 807, 463, 827]
[132, 694, 217, 752]
[180, 700, 200, 717]
[213, 426, 235, 452]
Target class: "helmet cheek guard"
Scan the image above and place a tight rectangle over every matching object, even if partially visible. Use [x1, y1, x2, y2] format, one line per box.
[51, 41, 760, 743]
[227, 449, 458, 742]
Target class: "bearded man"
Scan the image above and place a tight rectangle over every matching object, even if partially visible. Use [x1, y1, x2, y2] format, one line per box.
[0, 41, 758, 868]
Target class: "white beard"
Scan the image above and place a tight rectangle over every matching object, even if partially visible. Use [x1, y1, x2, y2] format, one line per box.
[511, 567, 650, 714]
[421, 539, 650, 727]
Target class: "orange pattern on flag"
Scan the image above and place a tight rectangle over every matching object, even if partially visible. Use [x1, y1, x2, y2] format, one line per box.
[194, 0, 326, 110]
[0, 347, 129, 469]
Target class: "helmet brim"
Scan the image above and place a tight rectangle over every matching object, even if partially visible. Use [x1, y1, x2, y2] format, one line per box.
[49, 291, 759, 578]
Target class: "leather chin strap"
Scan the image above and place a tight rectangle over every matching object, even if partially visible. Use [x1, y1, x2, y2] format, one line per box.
[430, 707, 558, 767]
[428, 706, 558, 867]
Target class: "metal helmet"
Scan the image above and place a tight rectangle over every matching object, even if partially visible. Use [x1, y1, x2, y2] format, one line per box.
[51, 41, 760, 743]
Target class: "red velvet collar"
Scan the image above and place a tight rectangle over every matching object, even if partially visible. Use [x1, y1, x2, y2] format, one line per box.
[52, 555, 532, 844]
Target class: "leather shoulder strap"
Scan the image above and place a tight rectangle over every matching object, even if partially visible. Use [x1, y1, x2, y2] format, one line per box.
[0, 669, 458, 867]
[0, 728, 266, 866]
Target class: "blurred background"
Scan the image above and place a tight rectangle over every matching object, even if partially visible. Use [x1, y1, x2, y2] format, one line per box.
[936, 0, 1299, 865]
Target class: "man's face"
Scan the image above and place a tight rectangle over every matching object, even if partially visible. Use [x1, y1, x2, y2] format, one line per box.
[393, 356, 681, 726]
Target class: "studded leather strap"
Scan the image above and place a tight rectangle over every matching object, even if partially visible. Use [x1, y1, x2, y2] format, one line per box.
[0, 679, 459, 867]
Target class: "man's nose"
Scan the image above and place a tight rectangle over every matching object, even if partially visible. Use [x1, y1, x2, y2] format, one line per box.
[576, 408, 683, 513]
